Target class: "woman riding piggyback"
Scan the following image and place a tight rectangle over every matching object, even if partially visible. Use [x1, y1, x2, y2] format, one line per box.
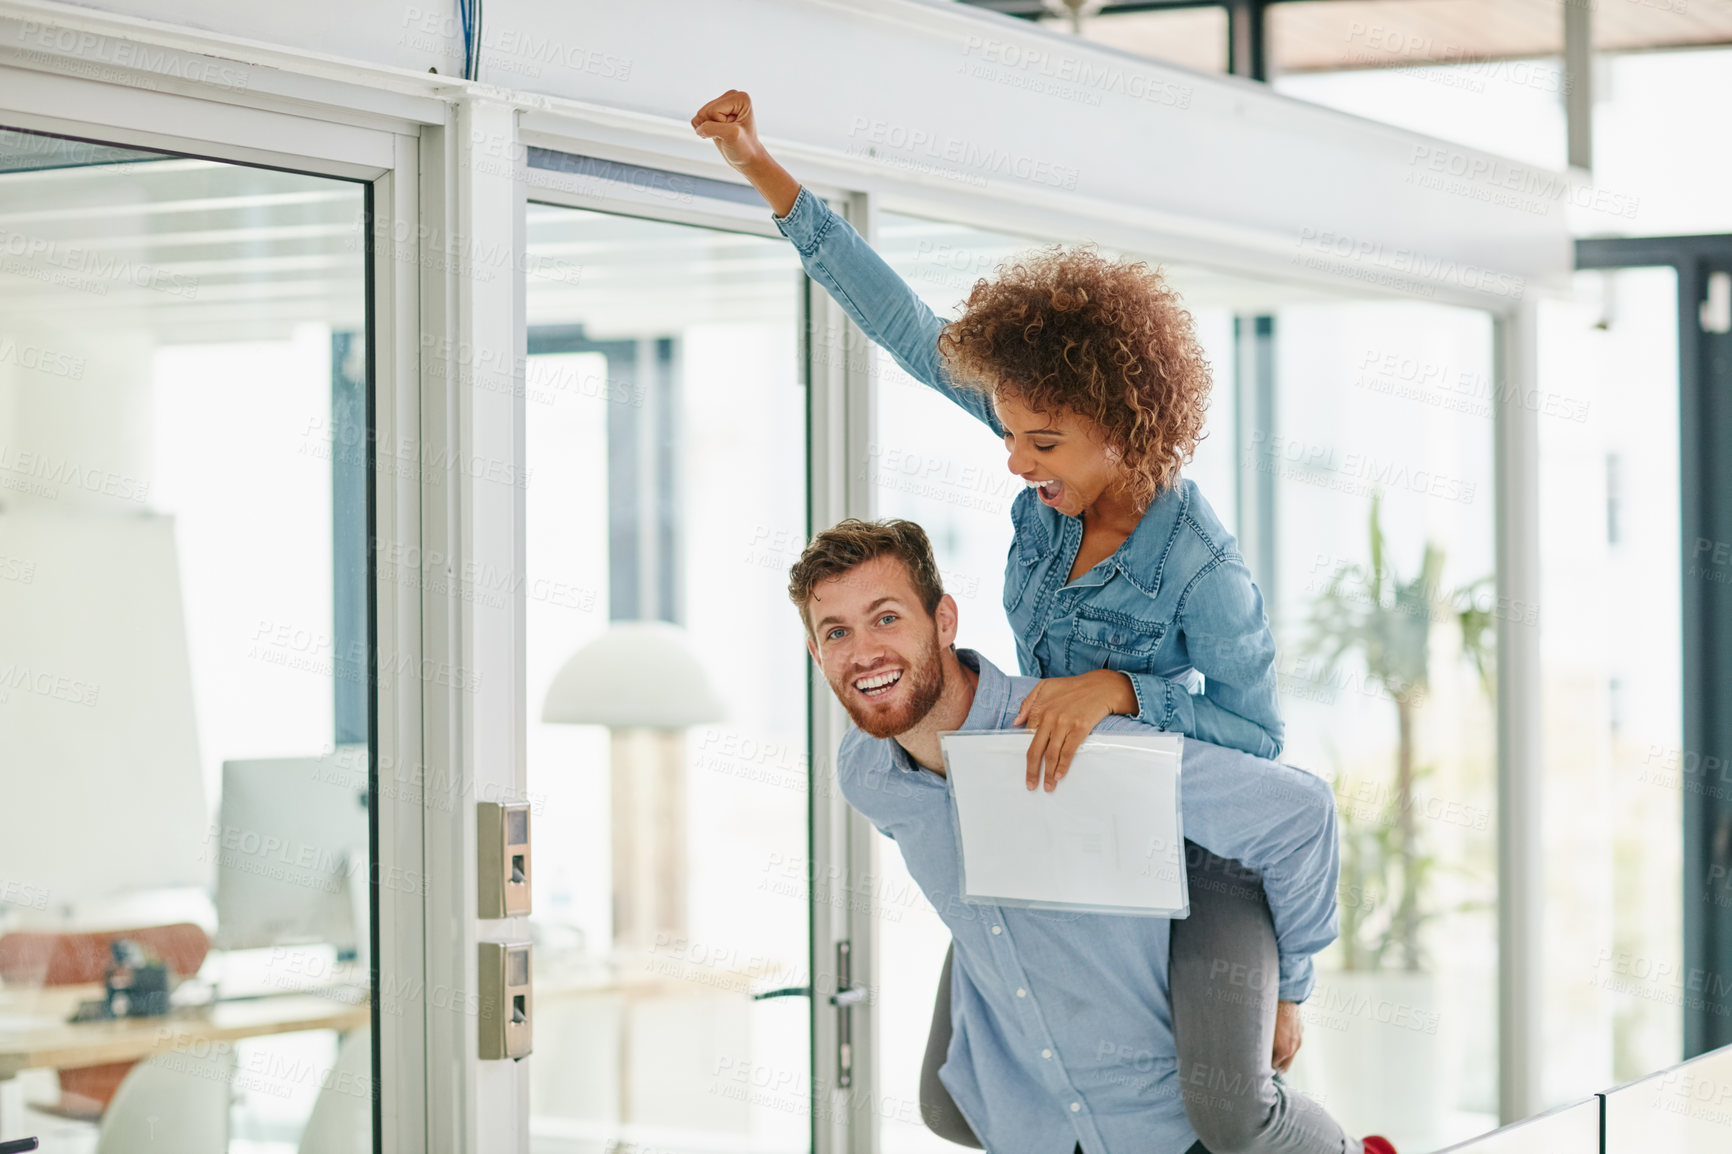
[692, 91, 1282, 787]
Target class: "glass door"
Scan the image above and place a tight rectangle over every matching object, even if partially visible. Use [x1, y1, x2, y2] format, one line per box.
[520, 201, 812, 1153]
[0, 127, 374, 1151]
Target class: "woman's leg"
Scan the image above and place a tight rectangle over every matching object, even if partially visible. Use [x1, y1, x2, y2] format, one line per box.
[920, 940, 984, 1147]
[1170, 843, 1359, 1154]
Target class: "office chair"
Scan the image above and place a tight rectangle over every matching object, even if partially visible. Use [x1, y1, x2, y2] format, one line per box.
[89, 1044, 234, 1154]
[296, 1026, 371, 1154]
[0, 923, 210, 1120]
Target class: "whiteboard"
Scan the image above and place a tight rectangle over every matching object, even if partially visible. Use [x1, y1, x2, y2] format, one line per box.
[0, 509, 209, 912]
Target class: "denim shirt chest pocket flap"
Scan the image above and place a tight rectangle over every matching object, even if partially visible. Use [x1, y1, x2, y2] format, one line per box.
[1065, 601, 1168, 673]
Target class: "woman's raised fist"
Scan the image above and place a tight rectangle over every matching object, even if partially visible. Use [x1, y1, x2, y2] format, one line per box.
[691, 89, 765, 172]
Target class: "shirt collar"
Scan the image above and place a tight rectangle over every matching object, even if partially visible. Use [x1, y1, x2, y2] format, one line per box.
[1113, 480, 1188, 593]
[1050, 483, 1184, 590]
[956, 647, 1010, 730]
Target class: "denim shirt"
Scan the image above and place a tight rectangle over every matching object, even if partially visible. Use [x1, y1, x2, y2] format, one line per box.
[772, 185, 1284, 760]
[836, 648, 1339, 1154]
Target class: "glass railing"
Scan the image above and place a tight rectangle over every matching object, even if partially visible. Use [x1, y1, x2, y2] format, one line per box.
[1436, 1044, 1732, 1153]
[1432, 1097, 1598, 1154]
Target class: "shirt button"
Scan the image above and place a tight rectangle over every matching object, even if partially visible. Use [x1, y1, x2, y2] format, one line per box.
[1042, 1049, 1053, 1059]
[1070, 1102, 1081, 1112]
[992, 925, 1002, 935]
[1016, 988, 1027, 998]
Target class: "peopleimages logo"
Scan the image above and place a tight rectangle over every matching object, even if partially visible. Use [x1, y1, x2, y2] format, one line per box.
[15, 21, 250, 93]
[1292, 228, 1524, 301]
[1408, 144, 1640, 221]
[846, 118, 1080, 192]
[397, 9, 633, 81]
[0, 225, 198, 299]
[958, 35, 1192, 109]
[0, 338, 85, 380]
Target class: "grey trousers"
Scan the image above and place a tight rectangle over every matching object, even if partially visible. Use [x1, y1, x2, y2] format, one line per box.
[918, 843, 1357, 1154]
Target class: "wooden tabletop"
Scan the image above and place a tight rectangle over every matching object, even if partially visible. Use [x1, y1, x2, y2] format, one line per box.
[0, 985, 369, 1080]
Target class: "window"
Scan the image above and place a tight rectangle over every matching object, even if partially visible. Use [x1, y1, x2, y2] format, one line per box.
[520, 201, 811, 1152]
[1537, 267, 1682, 1100]
[866, 204, 1500, 1152]
[1265, 298, 1500, 1148]
[0, 127, 373, 1151]
[1043, 5, 1231, 74]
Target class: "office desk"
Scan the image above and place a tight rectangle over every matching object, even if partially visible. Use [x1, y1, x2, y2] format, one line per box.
[0, 983, 368, 1137]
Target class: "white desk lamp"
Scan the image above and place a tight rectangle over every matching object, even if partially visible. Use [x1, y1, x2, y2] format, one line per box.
[540, 620, 726, 956]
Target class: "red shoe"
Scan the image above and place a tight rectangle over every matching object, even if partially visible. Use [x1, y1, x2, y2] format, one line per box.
[1362, 1138, 1398, 1154]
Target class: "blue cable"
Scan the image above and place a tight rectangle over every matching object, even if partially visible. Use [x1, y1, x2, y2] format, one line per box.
[457, 0, 473, 79]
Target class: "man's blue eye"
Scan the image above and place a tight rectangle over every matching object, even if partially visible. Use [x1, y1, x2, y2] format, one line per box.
[828, 628, 845, 640]
[879, 614, 896, 625]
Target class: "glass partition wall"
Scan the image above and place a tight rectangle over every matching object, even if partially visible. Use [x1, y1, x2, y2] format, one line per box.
[0, 129, 373, 1151]
[0, 29, 1586, 1152]
[867, 207, 1502, 1153]
[520, 202, 811, 1153]
[1268, 299, 1500, 1149]
[0, 128, 1535, 1154]
[1535, 267, 1683, 1104]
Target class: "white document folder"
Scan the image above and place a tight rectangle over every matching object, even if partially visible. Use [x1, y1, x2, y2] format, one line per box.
[939, 729, 1188, 917]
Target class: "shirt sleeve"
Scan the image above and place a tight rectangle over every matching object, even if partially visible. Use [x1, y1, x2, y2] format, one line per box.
[1122, 554, 1284, 759]
[1144, 731, 1340, 1003]
[770, 184, 1005, 437]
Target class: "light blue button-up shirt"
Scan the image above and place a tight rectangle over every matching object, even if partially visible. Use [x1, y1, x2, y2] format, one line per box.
[773, 185, 1284, 760]
[837, 648, 1339, 1154]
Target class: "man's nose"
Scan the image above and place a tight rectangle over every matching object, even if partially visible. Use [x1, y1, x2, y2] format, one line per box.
[851, 635, 894, 668]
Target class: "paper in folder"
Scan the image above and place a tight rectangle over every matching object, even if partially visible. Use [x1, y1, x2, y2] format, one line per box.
[938, 729, 1188, 917]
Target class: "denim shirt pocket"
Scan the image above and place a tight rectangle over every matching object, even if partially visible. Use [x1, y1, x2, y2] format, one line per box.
[1065, 602, 1169, 675]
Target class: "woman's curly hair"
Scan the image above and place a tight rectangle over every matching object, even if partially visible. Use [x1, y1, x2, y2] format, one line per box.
[935, 243, 1212, 512]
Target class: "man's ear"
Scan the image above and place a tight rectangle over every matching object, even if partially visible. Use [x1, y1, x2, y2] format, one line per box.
[935, 593, 960, 650]
[805, 631, 821, 667]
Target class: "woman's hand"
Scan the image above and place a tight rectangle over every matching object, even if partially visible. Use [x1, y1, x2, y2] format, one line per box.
[1012, 669, 1137, 791]
[691, 90, 800, 216]
[690, 89, 767, 170]
[1273, 1000, 1303, 1073]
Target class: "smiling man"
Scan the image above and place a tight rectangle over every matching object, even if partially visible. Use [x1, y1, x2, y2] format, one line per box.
[789, 517, 1394, 1154]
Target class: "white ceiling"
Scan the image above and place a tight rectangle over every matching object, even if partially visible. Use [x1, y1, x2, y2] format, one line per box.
[0, 151, 366, 345]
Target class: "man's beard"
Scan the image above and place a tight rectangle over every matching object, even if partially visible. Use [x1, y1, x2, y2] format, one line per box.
[837, 630, 945, 739]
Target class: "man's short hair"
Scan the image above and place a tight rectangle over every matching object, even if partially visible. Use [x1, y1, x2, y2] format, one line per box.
[787, 518, 947, 640]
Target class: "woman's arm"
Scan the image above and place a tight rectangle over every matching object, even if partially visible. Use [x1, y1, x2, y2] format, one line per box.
[1122, 554, 1285, 760]
[691, 90, 1005, 436]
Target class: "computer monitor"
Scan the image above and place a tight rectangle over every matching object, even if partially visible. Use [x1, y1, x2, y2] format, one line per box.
[213, 747, 369, 957]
